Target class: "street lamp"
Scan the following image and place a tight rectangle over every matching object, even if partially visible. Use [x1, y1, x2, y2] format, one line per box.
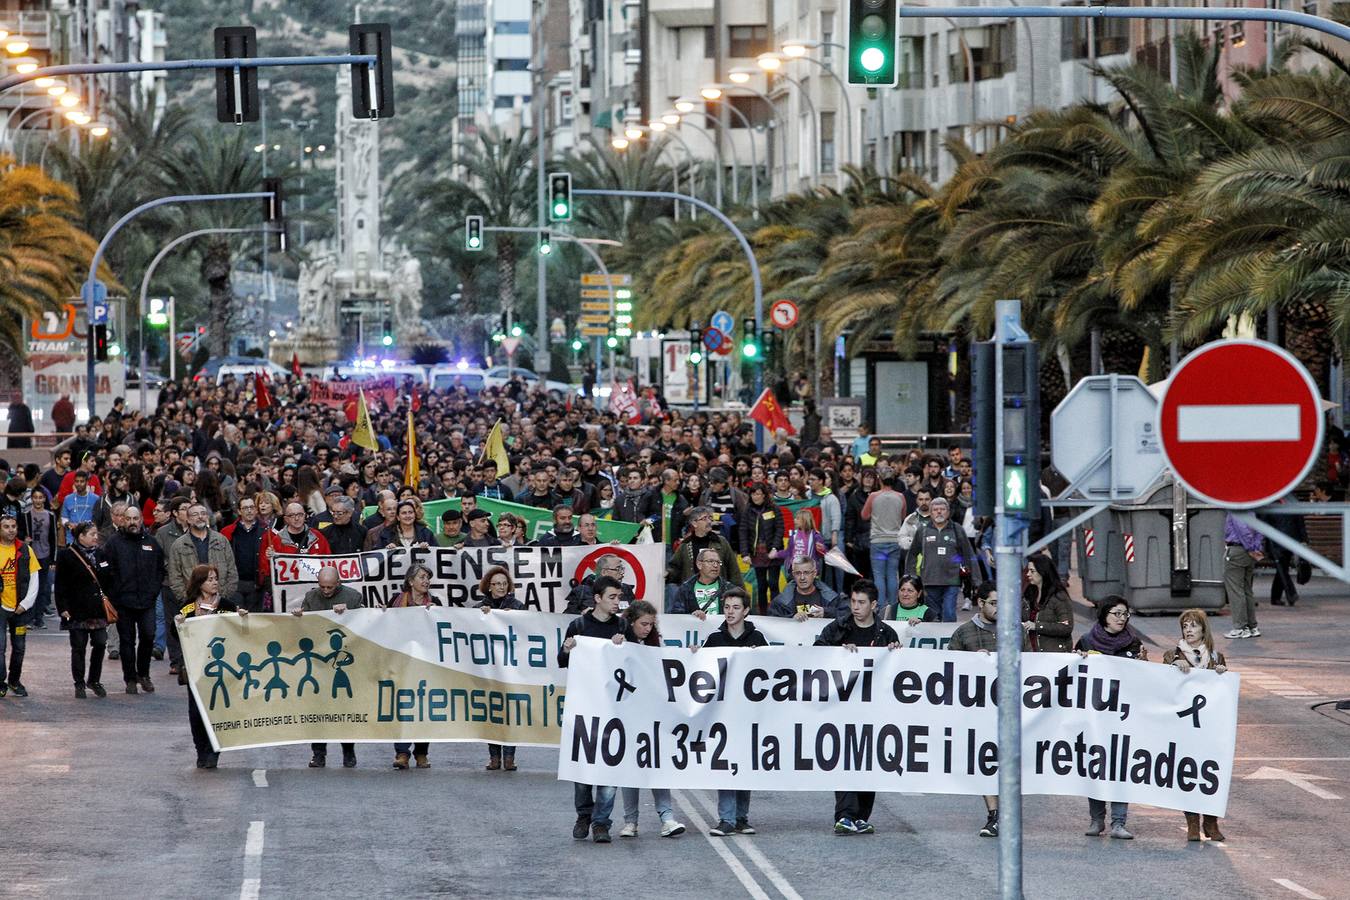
[64, 109, 90, 125]
[675, 97, 697, 113]
[88, 121, 110, 137]
[611, 136, 629, 150]
[752, 61, 818, 183]
[728, 70, 752, 84]
[10, 56, 38, 74]
[648, 120, 667, 132]
[5, 38, 30, 55]
[774, 42, 857, 167]
[700, 85, 723, 101]
[58, 92, 80, 108]
[624, 124, 644, 140]
[661, 110, 681, 125]
[756, 52, 785, 72]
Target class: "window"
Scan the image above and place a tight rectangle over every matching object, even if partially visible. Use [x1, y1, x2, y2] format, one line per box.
[820, 111, 836, 174]
[496, 58, 530, 71]
[496, 20, 530, 35]
[949, 25, 1015, 82]
[704, 25, 715, 59]
[899, 130, 927, 175]
[559, 90, 573, 124]
[1061, 2, 1130, 59]
[899, 36, 924, 88]
[820, 11, 835, 46]
[728, 95, 771, 128]
[728, 24, 770, 58]
[494, 95, 517, 109]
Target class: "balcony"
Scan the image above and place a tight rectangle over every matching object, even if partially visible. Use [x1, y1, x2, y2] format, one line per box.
[648, 0, 713, 28]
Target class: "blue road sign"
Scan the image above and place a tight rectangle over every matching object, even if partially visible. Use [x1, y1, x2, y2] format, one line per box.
[711, 310, 734, 336]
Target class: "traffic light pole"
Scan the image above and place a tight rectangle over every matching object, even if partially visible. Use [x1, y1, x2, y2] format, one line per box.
[84, 191, 275, 416]
[993, 299, 1030, 900]
[574, 188, 765, 447]
[0, 53, 378, 94]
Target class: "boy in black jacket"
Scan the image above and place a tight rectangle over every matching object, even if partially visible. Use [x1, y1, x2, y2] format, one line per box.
[559, 576, 626, 844]
[701, 588, 765, 836]
[814, 579, 900, 836]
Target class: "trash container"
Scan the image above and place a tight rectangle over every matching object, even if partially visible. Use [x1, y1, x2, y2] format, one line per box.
[1076, 505, 1126, 604]
[1117, 480, 1225, 612]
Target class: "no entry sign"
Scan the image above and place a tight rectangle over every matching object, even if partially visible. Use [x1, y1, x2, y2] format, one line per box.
[1158, 340, 1324, 508]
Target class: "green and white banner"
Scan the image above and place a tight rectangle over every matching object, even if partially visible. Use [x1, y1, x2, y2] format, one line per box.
[365, 496, 648, 545]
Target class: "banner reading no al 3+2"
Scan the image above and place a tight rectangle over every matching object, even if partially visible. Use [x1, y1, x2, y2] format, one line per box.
[557, 640, 1240, 816]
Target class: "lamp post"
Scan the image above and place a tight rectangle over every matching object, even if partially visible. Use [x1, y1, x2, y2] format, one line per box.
[775, 41, 855, 167]
[701, 86, 761, 215]
[757, 53, 819, 184]
[705, 82, 789, 195]
[654, 116, 701, 217]
[693, 88, 748, 209]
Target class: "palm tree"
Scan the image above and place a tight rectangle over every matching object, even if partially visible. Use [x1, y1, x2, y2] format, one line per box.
[0, 157, 107, 386]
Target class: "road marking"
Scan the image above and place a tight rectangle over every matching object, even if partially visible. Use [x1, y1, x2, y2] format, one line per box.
[1272, 878, 1326, 899]
[1177, 404, 1300, 441]
[687, 791, 804, 900]
[1245, 766, 1342, 800]
[240, 820, 264, 900]
[252, 769, 268, 788]
[673, 795, 771, 900]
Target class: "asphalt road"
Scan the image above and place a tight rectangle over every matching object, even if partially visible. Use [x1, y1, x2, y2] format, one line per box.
[3, 574, 1347, 900]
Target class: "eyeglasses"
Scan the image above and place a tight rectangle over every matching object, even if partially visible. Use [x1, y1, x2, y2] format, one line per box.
[1108, 609, 1131, 620]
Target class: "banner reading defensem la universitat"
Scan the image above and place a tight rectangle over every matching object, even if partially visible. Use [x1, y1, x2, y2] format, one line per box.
[557, 640, 1240, 816]
[178, 608, 956, 752]
[269, 542, 665, 612]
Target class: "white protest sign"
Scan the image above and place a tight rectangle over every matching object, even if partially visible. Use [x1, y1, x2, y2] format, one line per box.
[557, 642, 1240, 815]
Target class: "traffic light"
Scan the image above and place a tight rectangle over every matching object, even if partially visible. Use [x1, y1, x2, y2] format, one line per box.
[846, 0, 898, 87]
[689, 327, 704, 365]
[762, 329, 776, 367]
[349, 23, 396, 119]
[465, 215, 483, 251]
[539, 231, 552, 255]
[213, 26, 259, 124]
[571, 338, 584, 352]
[262, 177, 286, 252]
[548, 172, 572, 222]
[973, 340, 1040, 519]
[606, 325, 619, 350]
[147, 298, 168, 327]
[510, 323, 523, 338]
[381, 318, 394, 347]
[740, 317, 760, 359]
[91, 323, 109, 362]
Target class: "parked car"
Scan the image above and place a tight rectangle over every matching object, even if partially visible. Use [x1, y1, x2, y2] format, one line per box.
[427, 365, 489, 395]
[482, 366, 572, 400]
[215, 361, 289, 385]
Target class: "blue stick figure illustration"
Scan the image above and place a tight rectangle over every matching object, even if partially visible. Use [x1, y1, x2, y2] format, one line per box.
[291, 637, 322, 697]
[203, 637, 242, 710]
[324, 628, 355, 699]
[236, 652, 260, 700]
[261, 640, 290, 701]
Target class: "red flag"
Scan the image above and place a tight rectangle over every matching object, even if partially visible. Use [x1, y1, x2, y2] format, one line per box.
[291, 352, 302, 379]
[410, 384, 422, 412]
[748, 388, 795, 435]
[608, 379, 641, 424]
[253, 372, 273, 409]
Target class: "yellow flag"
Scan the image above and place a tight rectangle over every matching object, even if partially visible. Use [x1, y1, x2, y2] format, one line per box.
[404, 409, 420, 486]
[351, 388, 378, 452]
[479, 419, 510, 477]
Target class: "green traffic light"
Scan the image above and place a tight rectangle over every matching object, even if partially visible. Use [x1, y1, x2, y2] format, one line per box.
[689, 351, 703, 365]
[742, 342, 759, 358]
[468, 236, 481, 248]
[571, 339, 583, 351]
[859, 46, 886, 72]
[553, 201, 569, 217]
[539, 241, 552, 255]
[381, 334, 393, 347]
[510, 324, 523, 337]
[606, 335, 619, 349]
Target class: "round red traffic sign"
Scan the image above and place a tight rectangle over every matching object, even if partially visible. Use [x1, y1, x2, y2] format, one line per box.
[771, 299, 799, 329]
[1158, 340, 1324, 508]
[702, 327, 725, 353]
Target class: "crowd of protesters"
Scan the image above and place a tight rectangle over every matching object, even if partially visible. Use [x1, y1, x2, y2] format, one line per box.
[0, 371, 1243, 844]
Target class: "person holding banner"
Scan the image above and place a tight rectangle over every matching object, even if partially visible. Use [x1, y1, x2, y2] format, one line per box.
[814, 579, 900, 836]
[616, 600, 688, 839]
[1075, 595, 1147, 840]
[1162, 609, 1230, 843]
[770, 557, 845, 621]
[739, 482, 784, 616]
[1023, 554, 1074, 653]
[891, 575, 939, 625]
[559, 576, 627, 843]
[294, 566, 363, 768]
[463, 509, 500, 548]
[478, 566, 525, 771]
[390, 564, 441, 770]
[175, 563, 245, 769]
[701, 587, 766, 837]
[667, 548, 726, 619]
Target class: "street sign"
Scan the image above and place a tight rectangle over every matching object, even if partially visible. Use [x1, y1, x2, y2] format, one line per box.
[580, 300, 612, 312]
[711, 310, 734, 336]
[1158, 339, 1324, 508]
[770, 298, 800, 329]
[579, 313, 611, 325]
[82, 280, 109, 324]
[580, 288, 616, 299]
[702, 327, 726, 353]
[1051, 374, 1163, 500]
[580, 272, 631, 287]
[501, 337, 521, 355]
[580, 326, 609, 337]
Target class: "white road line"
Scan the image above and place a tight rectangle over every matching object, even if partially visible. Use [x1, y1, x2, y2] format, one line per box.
[674, 795, 771, 900]
[252, 769, 268, 788]
[240, 820, 264, 900]
[1177, 404, 1300, 441]
[687, 791, 804, 900]
[1272, 878, 1326, 899]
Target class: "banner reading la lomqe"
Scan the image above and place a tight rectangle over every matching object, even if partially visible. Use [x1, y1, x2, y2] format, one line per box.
[179, 606, 956, 752]
[557, 640, 1240, 816]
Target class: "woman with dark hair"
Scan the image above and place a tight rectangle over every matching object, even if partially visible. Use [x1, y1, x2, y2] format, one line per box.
[891, 574, 938, 624]
[296, 465, 325, 516]
[478, 565, 524, 770]
[390, 563, 439, 770]
[93, 470, 137, 538]
[1022, 554, 1074, 653]
[174, 563, 243, 768]
[1075, 595, 1147, 839]
[55, 522, 110, 698]
[738, 482, 783, 616]
[374, 499, 436, 549]
[194, 469, 228, 526]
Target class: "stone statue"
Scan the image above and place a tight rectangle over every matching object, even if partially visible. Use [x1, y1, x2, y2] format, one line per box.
[296, 253, 338, 334]
[391, 249, 430, 339]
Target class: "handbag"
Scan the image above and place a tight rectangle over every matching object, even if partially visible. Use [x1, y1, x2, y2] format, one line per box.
[70, 548, 117, 624]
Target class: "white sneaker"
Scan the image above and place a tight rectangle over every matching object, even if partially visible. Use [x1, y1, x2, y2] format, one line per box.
[661, 819, 686, 837]
[1248, 626, 1261, 637]
[962, 600, 973, 610]
[1223, 628, 1250, 639]
[618, 822, 638, 838]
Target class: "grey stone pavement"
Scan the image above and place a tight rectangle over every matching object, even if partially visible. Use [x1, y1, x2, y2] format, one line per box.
[2, 574, 1347, 900]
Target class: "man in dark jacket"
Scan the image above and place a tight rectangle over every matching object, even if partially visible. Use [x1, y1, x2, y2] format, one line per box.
[905, 497, 976, 622]
[814, 579, 900, 837]
[222, 496, 266, 612]
[533, 505, 580, 547]
[559, 576, 626, 844]
[613, 468, 647, 524]
[562, 554, 635, 614]
[100, 508, 167, 693]
[770, 556, 846, 620]
[638, 469, 689, 548]
[292, 565, 363, 768]
[667, 548, 726, 618]
[701, 587, 765, 837]
[317, 496, 367, 555]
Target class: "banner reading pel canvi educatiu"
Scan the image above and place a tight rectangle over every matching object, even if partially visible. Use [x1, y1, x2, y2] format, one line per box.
[177, 607, 958, 752]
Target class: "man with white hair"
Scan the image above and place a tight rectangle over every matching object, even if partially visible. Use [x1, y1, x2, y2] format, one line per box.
[904, 496, 975, 622]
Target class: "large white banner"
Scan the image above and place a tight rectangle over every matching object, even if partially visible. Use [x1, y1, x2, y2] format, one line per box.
[557, 641, 1240, 816]
[269, 544, 667, 613]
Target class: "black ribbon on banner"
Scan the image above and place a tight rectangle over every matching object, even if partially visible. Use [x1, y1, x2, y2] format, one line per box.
[614, 667, 636, 702]
[1176, 694, 1207, 728]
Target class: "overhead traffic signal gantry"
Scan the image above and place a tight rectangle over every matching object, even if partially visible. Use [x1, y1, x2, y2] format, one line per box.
[213, 27, 259, 124]
[548, 172, 573, 222]
[262, 177, 287, 252]
[846, 0, 898, 86]
[349, 23, 396, 119]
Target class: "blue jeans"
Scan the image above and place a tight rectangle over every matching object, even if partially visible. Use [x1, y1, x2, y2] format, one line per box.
[926, 584, 962, 622]
[154, 594, 166, 651]
[870, 543, 902, 609]
[575, 782, 617, 828]
[717, 789, 751, 824]
[621, 787, 674, 824]
[28, 565, 51, 626]
[1089, 799, 1128, 826]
